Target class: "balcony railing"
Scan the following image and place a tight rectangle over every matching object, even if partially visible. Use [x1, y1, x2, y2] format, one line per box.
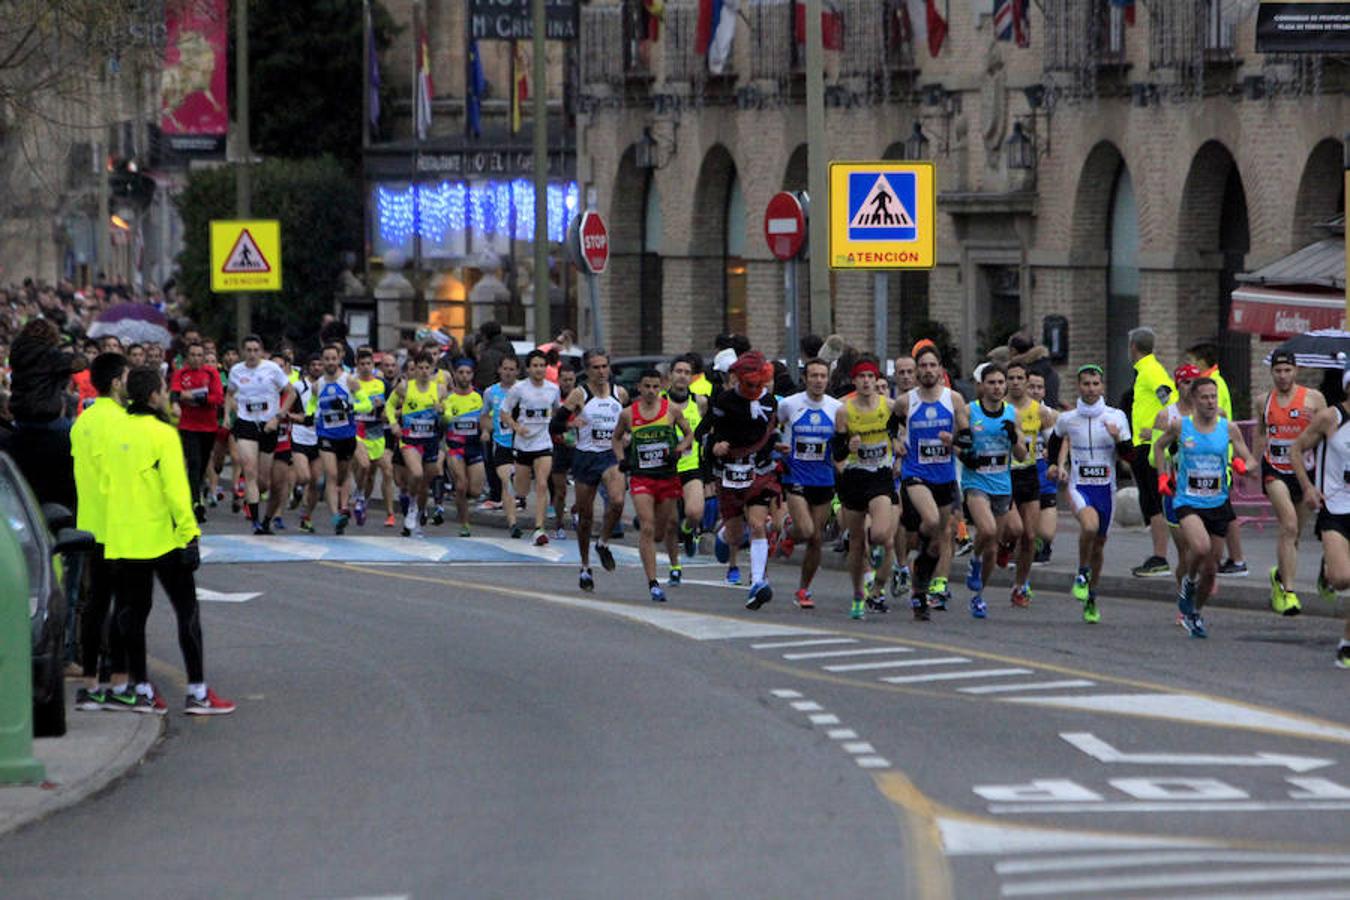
[580, 3, 624, 87]
[747, 0, 793, 82]
[1150, 0, 1234, 74]
[1043, 0, 1126, 75]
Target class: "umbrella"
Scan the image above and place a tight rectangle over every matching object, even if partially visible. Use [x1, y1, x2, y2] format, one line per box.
[87, 302, 173, 348]
[1264, 329, 1350, 370]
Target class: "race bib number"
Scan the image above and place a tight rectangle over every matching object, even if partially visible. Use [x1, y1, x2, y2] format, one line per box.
[794, 438, 826, 462]
[591, 427, 614, 442]
[976, 453, 1008, 474]
[1268, 440, 1291, 465]
[407, 419, 435, 439]
[523, 406, 548, 421]
[722, 462, 754, 489]
[1187, 473, 1222, 497]
[918, 438, 950, 464]
[637, 441, 670, 470]
[322, 410, 347, 428]
[244, 400, 269, 414]
[858, 442, 888, 465]
[453, 418, 478, 434]
[1076, 462, 1111, 486]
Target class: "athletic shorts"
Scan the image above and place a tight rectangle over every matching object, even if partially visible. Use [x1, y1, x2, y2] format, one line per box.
[293, 442, 319, 462]
[1039, 491, 1057, 510]
[680, 469, 703, 487]
[318, 435, 357, 461]
[1261, 458, 1307, 505]
[514, 447, 552, 467]
[1011, 466, 1041, 506]
[1316, 509, 1350, 542]
[447, 437, 486, 467]
[902, 478, 957, 511]
[1130, 452, 1163, 520]
[963, 488, 1012, 519]
[1175, 501, 1236, 538]
[718, 473, 780, 520]
[490, 442, 515, 469]
[233, 419, 279, 454]
[785, 482, 836, 507]
[360, 435, 386, 461]
[403, 437, 440, 465]
[552, 444, 574, 474]
[838, 468, 898, 512]
[572, 449, 618, 487]
[1070, 484, 1114, 537]
[273, 449, 293, 464]
[630, 475, 682, 503]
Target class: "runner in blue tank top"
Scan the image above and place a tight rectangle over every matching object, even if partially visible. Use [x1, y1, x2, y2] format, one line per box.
[1154, 376, 1257, 639]
[312, 342, 370, 534]
[776, 358, 842, 609]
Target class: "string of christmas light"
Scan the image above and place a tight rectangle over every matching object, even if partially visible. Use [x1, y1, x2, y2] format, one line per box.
[376, 179, 580, 250]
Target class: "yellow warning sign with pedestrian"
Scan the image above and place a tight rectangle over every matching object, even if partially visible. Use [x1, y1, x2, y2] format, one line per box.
[210, 220, 282, 292]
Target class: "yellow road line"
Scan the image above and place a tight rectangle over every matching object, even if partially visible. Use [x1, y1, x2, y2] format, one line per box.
[873, 771, 954, 899]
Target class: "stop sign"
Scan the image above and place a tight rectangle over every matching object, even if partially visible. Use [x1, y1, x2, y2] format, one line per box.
[578, 211, 609, 275]
[764, 191, 805, 261]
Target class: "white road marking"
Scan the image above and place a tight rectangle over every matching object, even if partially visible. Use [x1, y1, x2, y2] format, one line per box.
[1186, 891, 1350, 900]
[197, 588, 261, 603]
[881, 667, 1033, 685]
[995, 851, 1350, 875]
[855, 756, 891, 769]
[823, 656, 969, 673]
[1008, 693, 1350, 743]
[770, 689, 802, 699]
[959, 679, 1096, 694]
[790, 700, 823, 711]
[842, 742, 876, 754]
[781, 646, 915, 660]
[751, 638, 859, 649]
[809, 713, 841, 725]
[826, 728, 859, 740]
[937, 816, 1219, 856]
[1060, 731, 1335, 773]
[252, 536, 329, 559]
[988, 800, 1350, 814]
[344, 535, 448, 562]
[1000, 865, 1350, 896]
[510, 591, 827, 641]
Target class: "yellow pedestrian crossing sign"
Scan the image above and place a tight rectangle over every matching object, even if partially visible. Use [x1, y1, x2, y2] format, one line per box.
[829, 162, 935, 270]
[211, 220, 282, 292]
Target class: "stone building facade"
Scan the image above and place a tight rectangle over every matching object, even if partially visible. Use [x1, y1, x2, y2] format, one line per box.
[576, 0, 1347, 414]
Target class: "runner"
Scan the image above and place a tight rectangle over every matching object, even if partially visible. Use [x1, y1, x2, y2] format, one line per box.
[225, 335, 293, 534]
[552, 349, 628, 589]
[888, 354, 918, 599]
[1006, 361, 1055, 606]
[169, 341, 223, 523]
[1051, 364, 1133, 624]
[611, 369, 693, 602]
[501, 349, 562, 546]
[697, 350, 780, 609]
[444, 358, 486, 537]
[1026, 371, 1059, 566]
[894, 344, 968, 621]
[378, 352, 408, 518]
[776, 358, 841, 610]
[479, 354, 520, 533]
[312, 343, 368, 534]
[833, 354, 899, 620]
[292, 354, 324, 533]
[959, 364, 1026, 619]
[1290, 370, 1350, 668]
[260, 352, 297, 532]
[548, 362, 578, 540]
[352, 348, 396, 529]
[1150, 363, 1201, 600]
[663, 354, 709, 580]
[387, 351, 443, 537]
[1255, 350, 1324, 615]
[1154, 377, 1257, 638]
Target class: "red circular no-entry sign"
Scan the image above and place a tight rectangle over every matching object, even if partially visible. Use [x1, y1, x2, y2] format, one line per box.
[578, 211, 609, 275]
[764, 191, 806, 261]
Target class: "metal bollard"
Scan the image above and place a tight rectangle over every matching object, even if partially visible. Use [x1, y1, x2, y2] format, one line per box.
[0, 522, 44, 784]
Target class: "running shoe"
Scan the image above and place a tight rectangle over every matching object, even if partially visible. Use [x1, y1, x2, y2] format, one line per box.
[479, 499, 502, 511]
[890, 566, 910, 598]
[745, 580, 773, 610]
[1182, 612, 1208, 638]
[726, 565, 742, 586]
[385, 514, 397, 528]
[778, 537, 795, 560]
[74, 687, 105, 712]
[869, 544, 883, 569]
[668, 566, 682, 587]
[850, 595, 865, 620]
[1319, 563, 1338, 604]
[970, 595, 988, 619]
[270, 516, 284, 531]
[185, 688, 236, 716]
[1083, 593, 1101, 624]
[299, 516, 315, 534]
[865, 595, 889, 614]
[516, 497, 528, 512]
[354, 497, 367, 527]
[863, 569, 877, 599]
[533, 529, 549, 547]
[1270, 565, 1302, 616]
[510, 524, 524, 540]
[254, 520, 273, 536]
[995, 541, 1012, 569]
[926, 590, 948, 611]
[211, 489, 222, 507]
[460, 524, 472, 537]
[1177, 575, 1198, 616]
[1132, 555, 1171, 578]
[1033, 541, 1052, 566]
[1282, 589, 1303, 616]
[681, 521, 697, 559]
[955, 536, 974, 557]
[929, 576, 948, 597]
[1072, 567, 1091, 603]
[579, 569, 595, 591]
[553, 527, 566, 541]
[650, 584, 667, 603]
[333, 513, 349, 535]
[794, 589, 815, 609]
[1336, 644, 1350, 669]
[1217, 559, 1249, 577]
[106, 689, 166, 715]
[911, 598, 931, 621]
[1010, 584, 1031, 608]
[289, 485, 303, 510]
[432, 506, 445, 526]
[966, 558, 983, 593]
[596, 542, 616, 572]
[714, 531, 730, 563]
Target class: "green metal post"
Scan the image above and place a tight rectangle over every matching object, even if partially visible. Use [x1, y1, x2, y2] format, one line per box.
[0, 524, 44, 784]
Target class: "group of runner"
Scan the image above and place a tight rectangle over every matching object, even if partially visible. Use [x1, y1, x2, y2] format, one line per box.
[181, 329, 1348, 668]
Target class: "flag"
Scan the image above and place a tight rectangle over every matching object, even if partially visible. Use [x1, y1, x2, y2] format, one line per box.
[1110, 0, 1135, 26]
[512, 42, 529, 134]
[993, 0, 1029, 47]
[643, 0, 665, 41]
[924, 0, 948, 56]
[708, 0, 739, 73]
[466, 39, 484, 138]
[695, 0, 721, 55]
[794, 1, 844, 51]
[367, 4, 380, 135]
[415, 9, 433, 141]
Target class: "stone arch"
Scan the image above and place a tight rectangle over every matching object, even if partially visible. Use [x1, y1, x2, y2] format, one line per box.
[1069, 141, 1126, 254]
[1292, 138, 1346, 247]
[688, 144, 740, 344]
[607, 145, 653, 353]
[783, 144, 808, 192]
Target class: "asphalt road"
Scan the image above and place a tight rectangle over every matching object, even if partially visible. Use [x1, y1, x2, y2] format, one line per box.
[3, 530, 1350, 898]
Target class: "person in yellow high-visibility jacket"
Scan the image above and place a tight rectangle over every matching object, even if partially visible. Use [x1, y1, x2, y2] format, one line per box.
[69, 352, 128, 710]
[102, 366, 235, 716]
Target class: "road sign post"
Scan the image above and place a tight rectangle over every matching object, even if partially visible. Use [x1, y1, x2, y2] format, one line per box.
[765, 191, 807, 380]
[570, 211, 609, 349]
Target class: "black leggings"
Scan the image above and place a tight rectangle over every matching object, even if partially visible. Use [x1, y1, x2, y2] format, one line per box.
[181, 430, 217, 506]
[80, 543, 121, 681]
[113, 553, 205, 685]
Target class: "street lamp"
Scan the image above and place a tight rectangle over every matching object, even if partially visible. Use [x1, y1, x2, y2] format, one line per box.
[1006, 121, 1035, 171]
[904, 121, 930, 161]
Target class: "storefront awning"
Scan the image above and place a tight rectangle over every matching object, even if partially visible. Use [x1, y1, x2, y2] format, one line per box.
[1228, 286, 1345, 339]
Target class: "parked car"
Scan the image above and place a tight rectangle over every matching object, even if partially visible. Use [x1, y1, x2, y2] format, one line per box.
[0, 452, 94, 738]
[606, 356, 670, 396]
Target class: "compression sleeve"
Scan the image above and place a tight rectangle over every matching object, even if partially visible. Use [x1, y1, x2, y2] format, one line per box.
[832, 432, 851, 462]
[1045, 432, 1063, 463]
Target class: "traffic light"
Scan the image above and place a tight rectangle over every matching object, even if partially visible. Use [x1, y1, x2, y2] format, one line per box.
[107, 157, 155, 209]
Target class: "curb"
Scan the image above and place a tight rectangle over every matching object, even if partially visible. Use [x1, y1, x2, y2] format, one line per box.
[0, 688, 164, 839]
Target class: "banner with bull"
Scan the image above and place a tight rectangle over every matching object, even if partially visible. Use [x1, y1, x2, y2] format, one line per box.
[160, 0, 228, 157]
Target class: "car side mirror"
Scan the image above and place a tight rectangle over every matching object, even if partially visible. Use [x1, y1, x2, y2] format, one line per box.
[42, 502, 75, 533]
[52, 527, 96, 555]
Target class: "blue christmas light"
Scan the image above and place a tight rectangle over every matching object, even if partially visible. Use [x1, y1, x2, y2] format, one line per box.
[375, 185, 416, 246]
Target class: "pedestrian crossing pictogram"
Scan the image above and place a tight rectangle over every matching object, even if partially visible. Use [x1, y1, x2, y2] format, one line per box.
[848, 174, 915, 232]
[222, 229, 271, 273]
[846, 171, 918, 242]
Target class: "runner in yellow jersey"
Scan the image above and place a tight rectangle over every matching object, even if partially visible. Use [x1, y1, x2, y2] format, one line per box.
[444, 358, 486, 537]
[1006, 360, 1057, 608]
[665, 353, 710, 573]
[353, 347, 396, 528]
[386, 351, 444, 537]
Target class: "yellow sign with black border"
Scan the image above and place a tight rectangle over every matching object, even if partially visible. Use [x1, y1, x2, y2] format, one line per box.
[210, 219, 282, 292]
[829, 161, 936, 270]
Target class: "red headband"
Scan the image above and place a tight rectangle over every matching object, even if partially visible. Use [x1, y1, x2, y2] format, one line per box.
[851, 360, 880, 379]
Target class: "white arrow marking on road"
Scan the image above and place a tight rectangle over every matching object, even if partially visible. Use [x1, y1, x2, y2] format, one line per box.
[197, 588, 261, 603]
[1060, 732, 1334, 773]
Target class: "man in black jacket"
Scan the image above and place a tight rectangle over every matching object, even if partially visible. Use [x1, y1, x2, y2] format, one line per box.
[1009, 331, 1061, 410]
[7, 317, 76, 509]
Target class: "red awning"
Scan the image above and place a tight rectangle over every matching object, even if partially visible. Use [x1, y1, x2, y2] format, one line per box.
[1228, 287, 1346, 339]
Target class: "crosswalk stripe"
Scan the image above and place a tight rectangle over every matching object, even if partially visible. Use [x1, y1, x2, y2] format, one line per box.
[959, 679, 1096, 695]
[881, 667, 1033, 685]
[782, 647, 915, 661]
[823, 656, 969, 673]
[751, 638, 859, 649]
[995, 851, 1350, 875]
[1001, 865, 1350, 896]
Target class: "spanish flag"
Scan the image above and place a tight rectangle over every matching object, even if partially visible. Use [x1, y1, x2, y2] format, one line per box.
[512, 42, 529, 134]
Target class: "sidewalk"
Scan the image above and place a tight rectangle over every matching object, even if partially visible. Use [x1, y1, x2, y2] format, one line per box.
[0, 684, 162, 838]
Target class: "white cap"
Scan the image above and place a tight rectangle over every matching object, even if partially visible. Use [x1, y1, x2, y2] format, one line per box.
[973, 362, 989, 382]
[713, 348, 738, 374]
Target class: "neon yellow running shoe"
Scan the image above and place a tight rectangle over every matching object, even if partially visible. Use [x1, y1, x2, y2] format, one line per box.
[1083, 594, 1100, 624]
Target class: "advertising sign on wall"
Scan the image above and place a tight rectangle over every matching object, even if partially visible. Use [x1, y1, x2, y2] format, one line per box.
[159, 0, 228, 156]
[1257, 0, 1350, 53]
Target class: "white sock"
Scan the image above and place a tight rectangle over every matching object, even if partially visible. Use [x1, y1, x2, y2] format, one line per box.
[188, 682, 207, 700]
[112, 682, 128, 694]
[136, 682, 154, 698]
[751, 537, 768, 583]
